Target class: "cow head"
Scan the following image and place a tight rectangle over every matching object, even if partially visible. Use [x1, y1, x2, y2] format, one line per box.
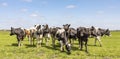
[90, 26, 97, 36]
[77, 27, 85, 37]
[63, 24, 70, 31]
[66, 43, 71, 54]
[105, 29, 111, 36]
[34, 24, 41, 30]
[42, 24, 49, 30]
[10, 27, 15, 36]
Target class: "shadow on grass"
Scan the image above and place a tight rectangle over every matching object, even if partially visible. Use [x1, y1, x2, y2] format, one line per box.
[88, 44, 101, 47]
[11, 43, 18, 46]
[5, 43, 18, 47]
[71, 46, 79, 51]
[25, 44, 36, 48]
[43, 44, 60, 51]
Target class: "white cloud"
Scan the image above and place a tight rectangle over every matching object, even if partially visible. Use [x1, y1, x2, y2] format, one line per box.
[29, 13, 45, 20]
[66, 5, 76, 9]
[22, 0, 32, 2]
[1, 2, 8, 6]
[21, 8, 28, 12]
[30, 13, 38, 17]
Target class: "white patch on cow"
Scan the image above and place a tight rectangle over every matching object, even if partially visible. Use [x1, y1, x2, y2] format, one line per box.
[47, 33, 51, 38]
[39, 35, 43, 38]
[68, 44, 71, 47]
[96, 36, 101, 41]
[95, 27, 99, 32]
[20, 27, 24, 30]
[56, 28, 65, 34]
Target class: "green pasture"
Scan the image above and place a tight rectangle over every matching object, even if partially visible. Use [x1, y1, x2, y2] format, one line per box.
[0, 31, 120, 59]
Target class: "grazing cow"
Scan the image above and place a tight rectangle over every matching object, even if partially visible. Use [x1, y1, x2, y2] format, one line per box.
[77, 27, 91, 53]
[10, 27, 26, 47]
[90, 26, 111, 47]
[56, 28, 71, 54]
[30, 24, 43, 47]
[42, 24, 51, 46]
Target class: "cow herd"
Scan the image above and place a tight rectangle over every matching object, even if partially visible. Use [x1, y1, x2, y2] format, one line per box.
[10, 24, 111, 54]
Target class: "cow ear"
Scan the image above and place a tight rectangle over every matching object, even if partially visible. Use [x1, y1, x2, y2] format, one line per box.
[106, 29, 109, 31]
[68, 24, 71, 27]
[63, 25, 65, 26]
[11, 27, 13, 29]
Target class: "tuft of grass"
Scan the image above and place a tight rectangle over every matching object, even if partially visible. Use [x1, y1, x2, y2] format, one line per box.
[0, 31, 120, 59]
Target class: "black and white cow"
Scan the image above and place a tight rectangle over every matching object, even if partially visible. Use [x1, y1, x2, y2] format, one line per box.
[30, 24, 43, 47]
[77, 27, 91, 53]
[42, 24, 51, 46]
[90, 26, 111, 47]
[10, 27, 26, 47]
[63, 24, 77, 44]
[56, 28, 71, 54]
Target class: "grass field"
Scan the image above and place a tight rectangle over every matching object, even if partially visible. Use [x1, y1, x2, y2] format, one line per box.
[0, 31, 120, 59]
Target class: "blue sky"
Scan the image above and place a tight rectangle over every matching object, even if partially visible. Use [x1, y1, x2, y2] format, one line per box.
[0, 0, 120, 30]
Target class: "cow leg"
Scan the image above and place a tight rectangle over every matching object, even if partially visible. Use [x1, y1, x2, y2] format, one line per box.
[69, 38, 71, 44]
[96, 36, 102, 47]
[39, 35, 43, 47]
[36, 36, 40, 48]
[94, 37, 97, 46]
[39, 38, 42, 47]
[30, 36, 32, 45]
[45, 38, 48, 46]
[60, 40, 64, 52]
[72, 39, 75, 44]
[18, 41, 21, 47]
[17, 36, 21, 47]
[33, 38, 35, 45]
[28, 35, 31, 44]
[78, 38, 81, 49]
[85, 38, 88, 53]
[52, 37, 56, 49]
[80, 39, 83, 51]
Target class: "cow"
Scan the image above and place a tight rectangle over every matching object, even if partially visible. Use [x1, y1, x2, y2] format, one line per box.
[10, 27, 26, 47]
[42, 24, 51, 46]
[77, 27, 91, 53]
[63, 24, 77, 45]
[24, 29, 31, 43]
[30, 24, 43, 47]
[90, 26, 111, 47]
[56, 28, 71, 54]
